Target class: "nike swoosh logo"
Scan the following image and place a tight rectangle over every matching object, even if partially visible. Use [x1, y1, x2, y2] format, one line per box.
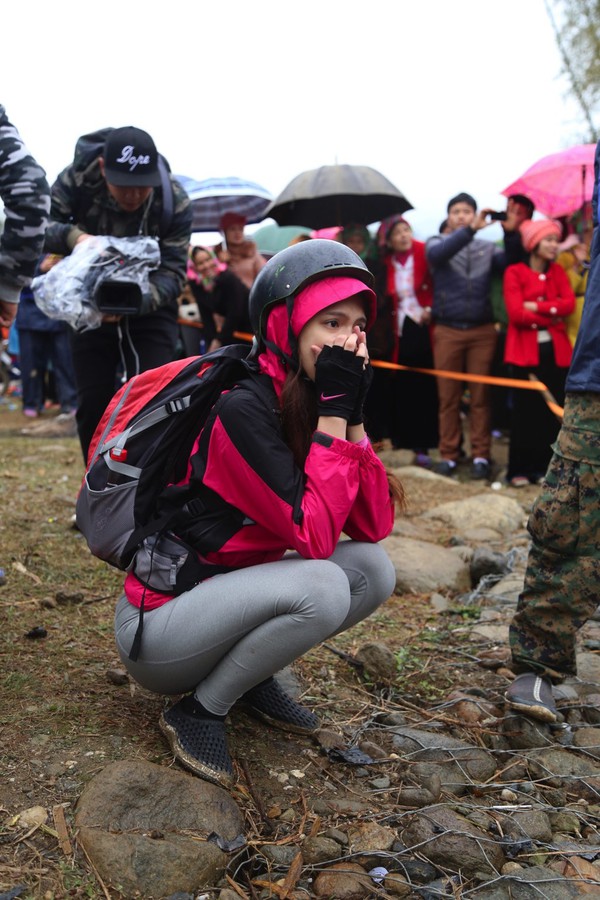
[320, 392, 346, 402]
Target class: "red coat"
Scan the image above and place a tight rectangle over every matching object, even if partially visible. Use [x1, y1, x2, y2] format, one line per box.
[503, 262, 575, 367]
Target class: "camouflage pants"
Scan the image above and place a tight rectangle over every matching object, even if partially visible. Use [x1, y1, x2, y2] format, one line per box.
[509, 392, 600, 680]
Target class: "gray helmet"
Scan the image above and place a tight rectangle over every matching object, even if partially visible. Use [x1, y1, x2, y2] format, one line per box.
[248, 239, 374, 346]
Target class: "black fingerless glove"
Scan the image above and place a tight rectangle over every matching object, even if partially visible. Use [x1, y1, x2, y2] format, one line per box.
[348, 361, 373, 426]
[315, 344, 366, 421]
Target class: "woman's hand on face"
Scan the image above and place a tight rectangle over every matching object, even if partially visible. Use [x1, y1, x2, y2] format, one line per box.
[353, 325, 369, 364]
[311, 326, 369, 368]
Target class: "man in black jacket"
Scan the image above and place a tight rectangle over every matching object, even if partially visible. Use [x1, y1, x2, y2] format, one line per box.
[45, 126, 192, 459]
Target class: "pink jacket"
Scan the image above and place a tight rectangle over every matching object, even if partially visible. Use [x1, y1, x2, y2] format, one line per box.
[124, 379, 395, 609]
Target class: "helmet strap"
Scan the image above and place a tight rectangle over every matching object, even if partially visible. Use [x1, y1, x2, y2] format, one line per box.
[262, 337, 297, 372]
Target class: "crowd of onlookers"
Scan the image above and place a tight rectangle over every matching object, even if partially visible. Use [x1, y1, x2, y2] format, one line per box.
[2, 107, 600, 749]
[1, 115, 590, 486]
[178, 191, 590, 486]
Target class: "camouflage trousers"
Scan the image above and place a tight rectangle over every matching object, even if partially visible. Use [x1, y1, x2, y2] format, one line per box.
[509, 392, 600, 680]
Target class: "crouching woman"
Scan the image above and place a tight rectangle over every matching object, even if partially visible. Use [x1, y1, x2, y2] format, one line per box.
[114, 240, 401, 787]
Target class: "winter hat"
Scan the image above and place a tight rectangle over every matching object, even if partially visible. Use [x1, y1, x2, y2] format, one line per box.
[220, 211, 247, 231]
[102, 127, 161, 187]
[519, 218, 562, 253]
[447, 192, 477, 213]
[377, 215, 412, 248]
[291, 276, 376, 335]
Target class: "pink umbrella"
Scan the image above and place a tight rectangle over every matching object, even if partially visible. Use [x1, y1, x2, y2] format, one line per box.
[311, 226, 342, 240]
[502, 144, 596, 218]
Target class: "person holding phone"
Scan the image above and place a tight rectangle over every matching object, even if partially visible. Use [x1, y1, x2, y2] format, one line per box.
[426, 193, 506, 480]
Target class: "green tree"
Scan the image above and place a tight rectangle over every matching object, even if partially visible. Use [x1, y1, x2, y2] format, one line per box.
[545, 0, 600, 141]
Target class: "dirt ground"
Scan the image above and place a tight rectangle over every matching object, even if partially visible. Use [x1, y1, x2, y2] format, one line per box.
[0, 400, 535, 899]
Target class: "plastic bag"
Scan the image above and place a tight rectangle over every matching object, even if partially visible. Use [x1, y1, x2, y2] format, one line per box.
[32, 236, 161, 332]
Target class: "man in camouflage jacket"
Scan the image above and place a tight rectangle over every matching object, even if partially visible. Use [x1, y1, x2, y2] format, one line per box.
[44, 126, 192, 458]
[0, 105, 50, 328]
[505, 139, 600, 724]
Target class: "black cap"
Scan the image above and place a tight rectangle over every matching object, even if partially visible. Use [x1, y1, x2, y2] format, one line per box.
[102, 126, 161, 187]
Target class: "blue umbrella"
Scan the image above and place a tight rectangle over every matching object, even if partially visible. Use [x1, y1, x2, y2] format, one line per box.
[175, 175, 273, 233]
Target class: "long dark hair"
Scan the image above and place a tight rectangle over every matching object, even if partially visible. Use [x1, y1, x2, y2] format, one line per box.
[280, 367, 405, 512]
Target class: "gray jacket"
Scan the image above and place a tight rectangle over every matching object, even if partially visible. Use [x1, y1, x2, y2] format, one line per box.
[426, 227, 504, 327]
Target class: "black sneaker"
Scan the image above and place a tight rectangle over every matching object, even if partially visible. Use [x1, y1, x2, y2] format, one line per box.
[434, 460, 456, 478]
[239, 677, 319, 734]
[470, 460, 490, 480]
[504, 672, 559, 723]
[159, 698, 234, 787]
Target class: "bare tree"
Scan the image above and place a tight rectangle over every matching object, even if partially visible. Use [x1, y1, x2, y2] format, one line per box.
[545, 0, 599, 141]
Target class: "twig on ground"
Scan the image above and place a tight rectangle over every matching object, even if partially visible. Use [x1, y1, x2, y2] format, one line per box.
[240, 759, 275, 835]
[78, 835, 113, 900]
[322, 642, 364, 671]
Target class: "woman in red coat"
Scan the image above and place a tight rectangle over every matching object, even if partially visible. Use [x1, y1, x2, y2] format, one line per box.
[503, 219, 575, 485]
[370, 216, 438, 464]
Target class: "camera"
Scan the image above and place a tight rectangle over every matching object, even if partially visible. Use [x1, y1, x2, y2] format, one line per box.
[94, 280, 143, 315]
[489, 211, 508, 222]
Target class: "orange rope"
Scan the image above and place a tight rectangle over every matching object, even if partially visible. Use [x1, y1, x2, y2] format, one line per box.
[178, 321, 564, 419]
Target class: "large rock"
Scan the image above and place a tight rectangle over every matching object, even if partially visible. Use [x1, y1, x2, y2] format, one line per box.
[527, 747, 600, 800]
[422, 494, 525, 536]
[76, 760, 244, 899]
[391, 727, 496, 796]
[400, 805, 505, 877]
[469, 864, 582, 898]
[312, 861, 373, 898]
[382, 535, 471, 594]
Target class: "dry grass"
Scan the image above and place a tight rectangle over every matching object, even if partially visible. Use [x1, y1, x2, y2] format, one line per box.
[0, 403, 512, 899]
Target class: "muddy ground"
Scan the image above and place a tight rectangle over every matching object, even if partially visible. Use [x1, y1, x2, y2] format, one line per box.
[0, 401, 540, 899]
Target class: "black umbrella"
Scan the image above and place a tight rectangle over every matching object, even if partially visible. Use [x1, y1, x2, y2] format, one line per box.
[264, 164, 412, 229]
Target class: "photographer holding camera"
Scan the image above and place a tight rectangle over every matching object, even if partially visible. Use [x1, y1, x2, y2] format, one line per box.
[44, 126, 192, 459]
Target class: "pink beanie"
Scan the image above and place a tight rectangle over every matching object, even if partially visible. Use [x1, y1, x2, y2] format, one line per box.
[290, 276, 376, 335]
[519, 219, 562, 253]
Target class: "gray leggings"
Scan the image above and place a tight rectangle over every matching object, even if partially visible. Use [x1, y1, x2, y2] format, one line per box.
[115, 540, 396, 716]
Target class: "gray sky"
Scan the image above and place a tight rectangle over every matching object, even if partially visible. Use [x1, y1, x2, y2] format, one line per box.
[2, 0, 585, 240]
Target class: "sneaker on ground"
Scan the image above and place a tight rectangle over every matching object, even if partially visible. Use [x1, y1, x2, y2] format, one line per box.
[414, 452, 433, 469]
[470, 459, 490, 480]
[21, 415, 78, 438]
[504, 672, 559, 723]
[509, 475, 530, 488]
[159, 698, 234, 786]
[434, 460, 456, 478]
[239, 677, 319, 734]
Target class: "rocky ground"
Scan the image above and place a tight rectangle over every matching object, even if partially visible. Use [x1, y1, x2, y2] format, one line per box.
[2, 400, 600, 899]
